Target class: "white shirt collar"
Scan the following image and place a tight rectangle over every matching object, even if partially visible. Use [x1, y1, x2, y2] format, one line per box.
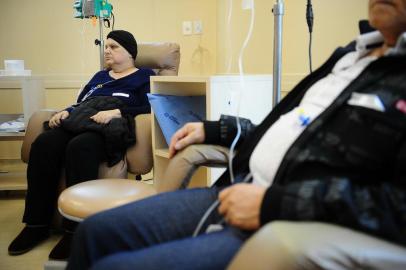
[388, 32, 406, 56]
[356, 30, 406, 56]
[356, 31, 384, 53]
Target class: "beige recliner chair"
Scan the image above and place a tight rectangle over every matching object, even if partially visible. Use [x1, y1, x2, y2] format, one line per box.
[21, 42, 180, 221]
[126, 144, 406, 270]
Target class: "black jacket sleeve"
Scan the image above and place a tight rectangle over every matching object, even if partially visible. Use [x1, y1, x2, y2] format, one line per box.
[203, 114, 257, 147]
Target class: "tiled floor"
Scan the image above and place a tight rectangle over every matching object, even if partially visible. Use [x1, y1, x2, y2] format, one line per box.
[0, 160, 60, 270]
[0, 192, 61, 270]
[0, 159, 27, 191]
[0, 159, 153, 270]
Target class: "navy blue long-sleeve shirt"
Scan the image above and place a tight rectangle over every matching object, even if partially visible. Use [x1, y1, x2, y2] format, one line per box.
[66, 68, 155, 117]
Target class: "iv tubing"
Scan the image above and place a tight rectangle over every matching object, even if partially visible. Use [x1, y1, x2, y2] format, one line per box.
[192, 1, 256, 237]
[229, 0, 255, 184]
[192, 173, 253, 237]
[226, 0, 234, 73]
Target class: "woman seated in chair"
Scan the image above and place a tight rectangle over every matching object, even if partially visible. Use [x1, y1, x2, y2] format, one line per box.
[8, 30, 155, 260]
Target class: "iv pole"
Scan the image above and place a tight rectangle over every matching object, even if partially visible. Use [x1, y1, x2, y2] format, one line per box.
[272, 0, 284, 108]
[98, 17, 104, 70]
[74, 0, 112, 71]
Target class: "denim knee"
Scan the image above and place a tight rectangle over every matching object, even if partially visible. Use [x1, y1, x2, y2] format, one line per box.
[90, 253, 135, 270]
[78, 212, 108, 237]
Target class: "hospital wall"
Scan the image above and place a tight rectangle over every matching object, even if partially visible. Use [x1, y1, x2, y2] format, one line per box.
[216, 0, 369, 91]
[0, 0, 368, 159]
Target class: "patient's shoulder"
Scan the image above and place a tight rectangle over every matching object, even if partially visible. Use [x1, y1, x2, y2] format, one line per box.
[137, 68, 155, 76]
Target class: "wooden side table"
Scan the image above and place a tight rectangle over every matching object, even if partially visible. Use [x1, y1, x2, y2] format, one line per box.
[0, 115, 27, 190]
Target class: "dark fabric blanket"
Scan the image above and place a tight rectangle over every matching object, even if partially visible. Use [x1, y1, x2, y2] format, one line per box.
[45, 96, 136, 166]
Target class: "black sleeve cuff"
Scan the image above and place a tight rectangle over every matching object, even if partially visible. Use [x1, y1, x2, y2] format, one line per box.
[65, 107, 74, 113]
[119, 108, 126, 116]
[119, 108, 131, 117]
[260, 185, 284, 225]
[203, 120, 221, 144]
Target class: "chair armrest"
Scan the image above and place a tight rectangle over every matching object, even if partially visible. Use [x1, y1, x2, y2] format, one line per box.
[21, 110, 57, 163]
[227, 222, 291, 270]
[228, 221, 406, 270]
[126, 114, 153, 175]
[156, 144, 229, 193]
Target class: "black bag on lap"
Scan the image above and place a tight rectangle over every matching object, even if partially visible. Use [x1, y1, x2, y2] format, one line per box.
[44, 96, 136, 166]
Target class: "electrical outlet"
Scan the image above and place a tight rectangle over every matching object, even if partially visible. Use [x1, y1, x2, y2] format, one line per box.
[193, 20, 203, 35]
[182, 21, 193, 35]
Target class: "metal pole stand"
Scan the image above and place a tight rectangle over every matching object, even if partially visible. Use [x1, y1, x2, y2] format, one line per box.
[98, 17, 104, 70]
[272, 0, 284, 108]
[93, 18, 105, 70]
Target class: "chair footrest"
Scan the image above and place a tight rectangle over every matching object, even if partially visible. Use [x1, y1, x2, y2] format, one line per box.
[58, 179, 157, 221]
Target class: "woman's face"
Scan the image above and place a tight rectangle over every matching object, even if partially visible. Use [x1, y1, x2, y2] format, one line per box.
[369, 0, 406, 43]
[104, 39, 132, 67]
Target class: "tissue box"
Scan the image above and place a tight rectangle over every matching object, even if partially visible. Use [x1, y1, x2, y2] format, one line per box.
[5, 60, 25, 71]
[1, 60, 31, 76]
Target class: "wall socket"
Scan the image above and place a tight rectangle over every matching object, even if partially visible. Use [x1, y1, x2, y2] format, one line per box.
[182, 21, 193, 35]
[193, 20, 203, 35]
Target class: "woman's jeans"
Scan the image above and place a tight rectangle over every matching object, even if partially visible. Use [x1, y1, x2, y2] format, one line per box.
[67, 187, 252, 270]
[23, 128, 107, 225]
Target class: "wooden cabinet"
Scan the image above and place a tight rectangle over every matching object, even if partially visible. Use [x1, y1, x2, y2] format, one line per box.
[150, 75, 273, 187]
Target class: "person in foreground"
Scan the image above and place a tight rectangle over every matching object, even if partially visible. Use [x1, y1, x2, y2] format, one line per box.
[8, 30, 155, 260]
[68, 1, 406, 269]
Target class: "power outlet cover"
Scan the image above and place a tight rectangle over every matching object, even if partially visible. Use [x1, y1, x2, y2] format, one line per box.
[182, 21, 193, 35]
[193, 20, 203, 34]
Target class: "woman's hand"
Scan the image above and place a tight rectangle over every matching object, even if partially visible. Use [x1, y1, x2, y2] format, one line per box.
[90, 109, 122, 124]
[49, 110, 69, 129]
[168, 122, 205, 158]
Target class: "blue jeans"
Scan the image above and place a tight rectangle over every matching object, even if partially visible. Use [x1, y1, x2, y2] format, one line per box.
[67, 187, 252, 270]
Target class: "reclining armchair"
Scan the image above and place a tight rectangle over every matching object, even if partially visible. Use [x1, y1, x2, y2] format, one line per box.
[22, 42, 180, 178]
[21, 42, 180, 222]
